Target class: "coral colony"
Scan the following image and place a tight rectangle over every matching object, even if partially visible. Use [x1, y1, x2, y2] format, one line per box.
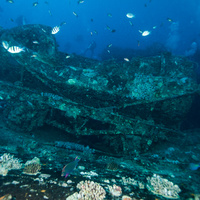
[66, 180, 106, 200]
[146, 174, 181, 199]
[0, 153, 22, 176]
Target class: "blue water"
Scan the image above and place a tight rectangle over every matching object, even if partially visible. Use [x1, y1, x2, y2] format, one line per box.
[1, 0, 200, 59]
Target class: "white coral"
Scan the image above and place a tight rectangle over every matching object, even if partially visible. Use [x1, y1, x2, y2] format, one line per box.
[77, 180, 106, 200]
[0, 153, 22, 176]
[146, 174, 181, 199]
[108, 184, 122, 197]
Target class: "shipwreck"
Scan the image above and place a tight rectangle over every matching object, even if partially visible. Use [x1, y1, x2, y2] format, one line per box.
[0, 24, 199, 155]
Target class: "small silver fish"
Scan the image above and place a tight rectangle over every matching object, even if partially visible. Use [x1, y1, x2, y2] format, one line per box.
[48, 10, 52, 16]
[33, 1, 38, 7]
[2, 41, 9, 50]
[124, 58, 130, 62]
[7, 46, 25, 53]
[126, 13, 135, 19]
[142, 30, 150, 36]
[139, 30, 151, 36]
[73, 11, 78, 17]
[167, 18, 173, 22]
[51, 26, 60, 34]
[31, 54, 38, 58]
[77, 0, 84, 4]
[93, 30, 98, 34]
[42, 28, 46, 33]
[106, 25, 111, 31]
[129, 21, 134, 26]
[33, 41, 39, 44]
[7, 0, 14, 3]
